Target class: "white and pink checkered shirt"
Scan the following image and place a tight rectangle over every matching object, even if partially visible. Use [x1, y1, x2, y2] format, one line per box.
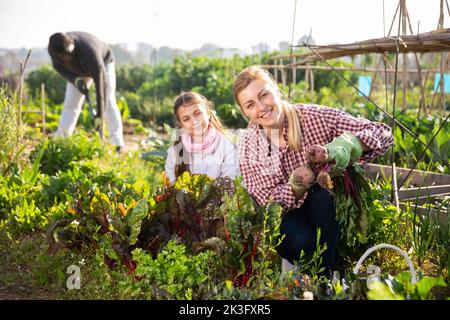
[237, 104, 393, 210]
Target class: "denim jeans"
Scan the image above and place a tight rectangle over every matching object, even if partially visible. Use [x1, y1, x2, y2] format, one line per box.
[276, 184, 340, 276]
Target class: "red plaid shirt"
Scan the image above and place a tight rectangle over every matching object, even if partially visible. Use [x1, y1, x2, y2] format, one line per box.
[237, 104, 393, 210]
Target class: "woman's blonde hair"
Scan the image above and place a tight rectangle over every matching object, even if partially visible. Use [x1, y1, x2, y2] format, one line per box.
[172, 91, 226, 179]
[232, 65, 302, 152]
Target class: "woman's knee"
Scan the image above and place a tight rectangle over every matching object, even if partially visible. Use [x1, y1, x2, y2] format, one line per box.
[277, 214, 316, 262]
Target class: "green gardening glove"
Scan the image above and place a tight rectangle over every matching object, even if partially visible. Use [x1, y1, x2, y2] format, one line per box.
[325, 132, 363, 172]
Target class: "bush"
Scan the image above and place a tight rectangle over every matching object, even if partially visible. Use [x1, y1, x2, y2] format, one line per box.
[0, 89, 28, 176]
[0, 173, 48, 233]
[25, 65, 66, 104]
[30, 132, 105, 176]
[216, 103, 247, 129]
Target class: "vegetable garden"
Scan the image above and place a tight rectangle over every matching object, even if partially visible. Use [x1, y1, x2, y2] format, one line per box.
[0, 51, 448, 300]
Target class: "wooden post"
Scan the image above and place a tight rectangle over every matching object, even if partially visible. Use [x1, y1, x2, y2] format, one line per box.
[41, 83, 46, 138]
[18, 62, 23, 132]
[404, 5, 427, 119]
[309, 69, 314, 103]
[292, 58, 297, 85]
[304, 64, 309, 82]
[14, 49, 32, 142]
[274, 60, 279, 82]
[415, 53, 427, 120]
[382, 53, 391, 124]
[401, 0, 408, 111]
[402, 54, 408, 111]
[438, 0, 446, 116]
[440, 52, 446, 116]
[369, 56, 382, 100]
[368, 71, 378, 100]
[281, 68, 287, 87]
[424, 53, 433, 113]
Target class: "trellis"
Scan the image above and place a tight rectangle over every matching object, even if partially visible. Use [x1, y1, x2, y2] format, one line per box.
[268, 0, 450, 212]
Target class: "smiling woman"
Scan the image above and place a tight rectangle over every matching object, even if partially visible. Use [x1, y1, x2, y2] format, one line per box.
[233, 71, 303, 152]
[233, 65, 393, 276]
[237, 79, 284, 129]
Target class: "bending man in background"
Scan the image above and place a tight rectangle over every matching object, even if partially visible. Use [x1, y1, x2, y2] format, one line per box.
[48, 31, 124, 151]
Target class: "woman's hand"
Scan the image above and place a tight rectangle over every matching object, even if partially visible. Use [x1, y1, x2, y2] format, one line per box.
[289, 165, 316, 197]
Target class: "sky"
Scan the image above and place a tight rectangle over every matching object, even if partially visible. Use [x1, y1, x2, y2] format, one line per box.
[0, 0, 448, 52]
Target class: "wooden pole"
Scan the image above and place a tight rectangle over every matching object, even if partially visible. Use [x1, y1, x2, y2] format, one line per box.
[438, 0, 445, 30]
[440, 52, 446, 116]
[309, 69, 314, 103]
[41, 83, 46, 138]
[415, 53, 427, 119]
[392, 162, 400, 210]
[438, 0, 446, 116]
[404, 1, 427, 118]
[18, 62, 23, 132]
[425, 52, 436, 113]
[15, 50, 32, 139]
[281, 68, 287, 86]
[382, 53, 391, 124]
[402, 58, 408, 111]
[304, 64, 309, 97]
[387, 0, 401, 37]
[368, 56, 382, 100]
[262, 64, 439, 73]
[292, 57, 297, 85]
[401, 0, 408, 111]
[272, 29, 450, 64]
[274, 60, 279, 82]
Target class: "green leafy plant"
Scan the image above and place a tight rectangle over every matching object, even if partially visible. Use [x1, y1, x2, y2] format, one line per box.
[218, 176, 282, 288]
[45, 173, 151, 273]
[433, 200, 450, 278]
[30, 132, 105, 175]
[366, 272, 447, 300]
[119, 241, 213, 299]
[7, 198, 47, 233]
[409, 199, 438, 267]
[25, 65, 66, 104]
[333, 163, 375, 246]
[0, 140, 49, 233]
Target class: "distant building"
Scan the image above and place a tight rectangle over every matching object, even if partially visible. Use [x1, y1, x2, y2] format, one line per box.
[252, 43, 270, 55]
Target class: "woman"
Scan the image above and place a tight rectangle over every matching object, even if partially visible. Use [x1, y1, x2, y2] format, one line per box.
[165, 92, 240, 184]
[233, 66, 393, 275]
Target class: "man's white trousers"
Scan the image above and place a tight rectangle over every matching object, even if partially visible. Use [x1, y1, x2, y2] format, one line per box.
[54, 62, 124, 147]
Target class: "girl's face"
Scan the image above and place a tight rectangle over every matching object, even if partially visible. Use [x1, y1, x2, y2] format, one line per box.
[237, 79, 283, 129]
[177, 102, 210, 138]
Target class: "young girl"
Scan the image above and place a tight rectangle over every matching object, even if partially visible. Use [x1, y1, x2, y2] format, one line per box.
[165, 92, 240, 184]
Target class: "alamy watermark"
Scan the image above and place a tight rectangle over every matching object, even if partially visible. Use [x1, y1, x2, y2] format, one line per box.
[66, 264, 81, 289]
